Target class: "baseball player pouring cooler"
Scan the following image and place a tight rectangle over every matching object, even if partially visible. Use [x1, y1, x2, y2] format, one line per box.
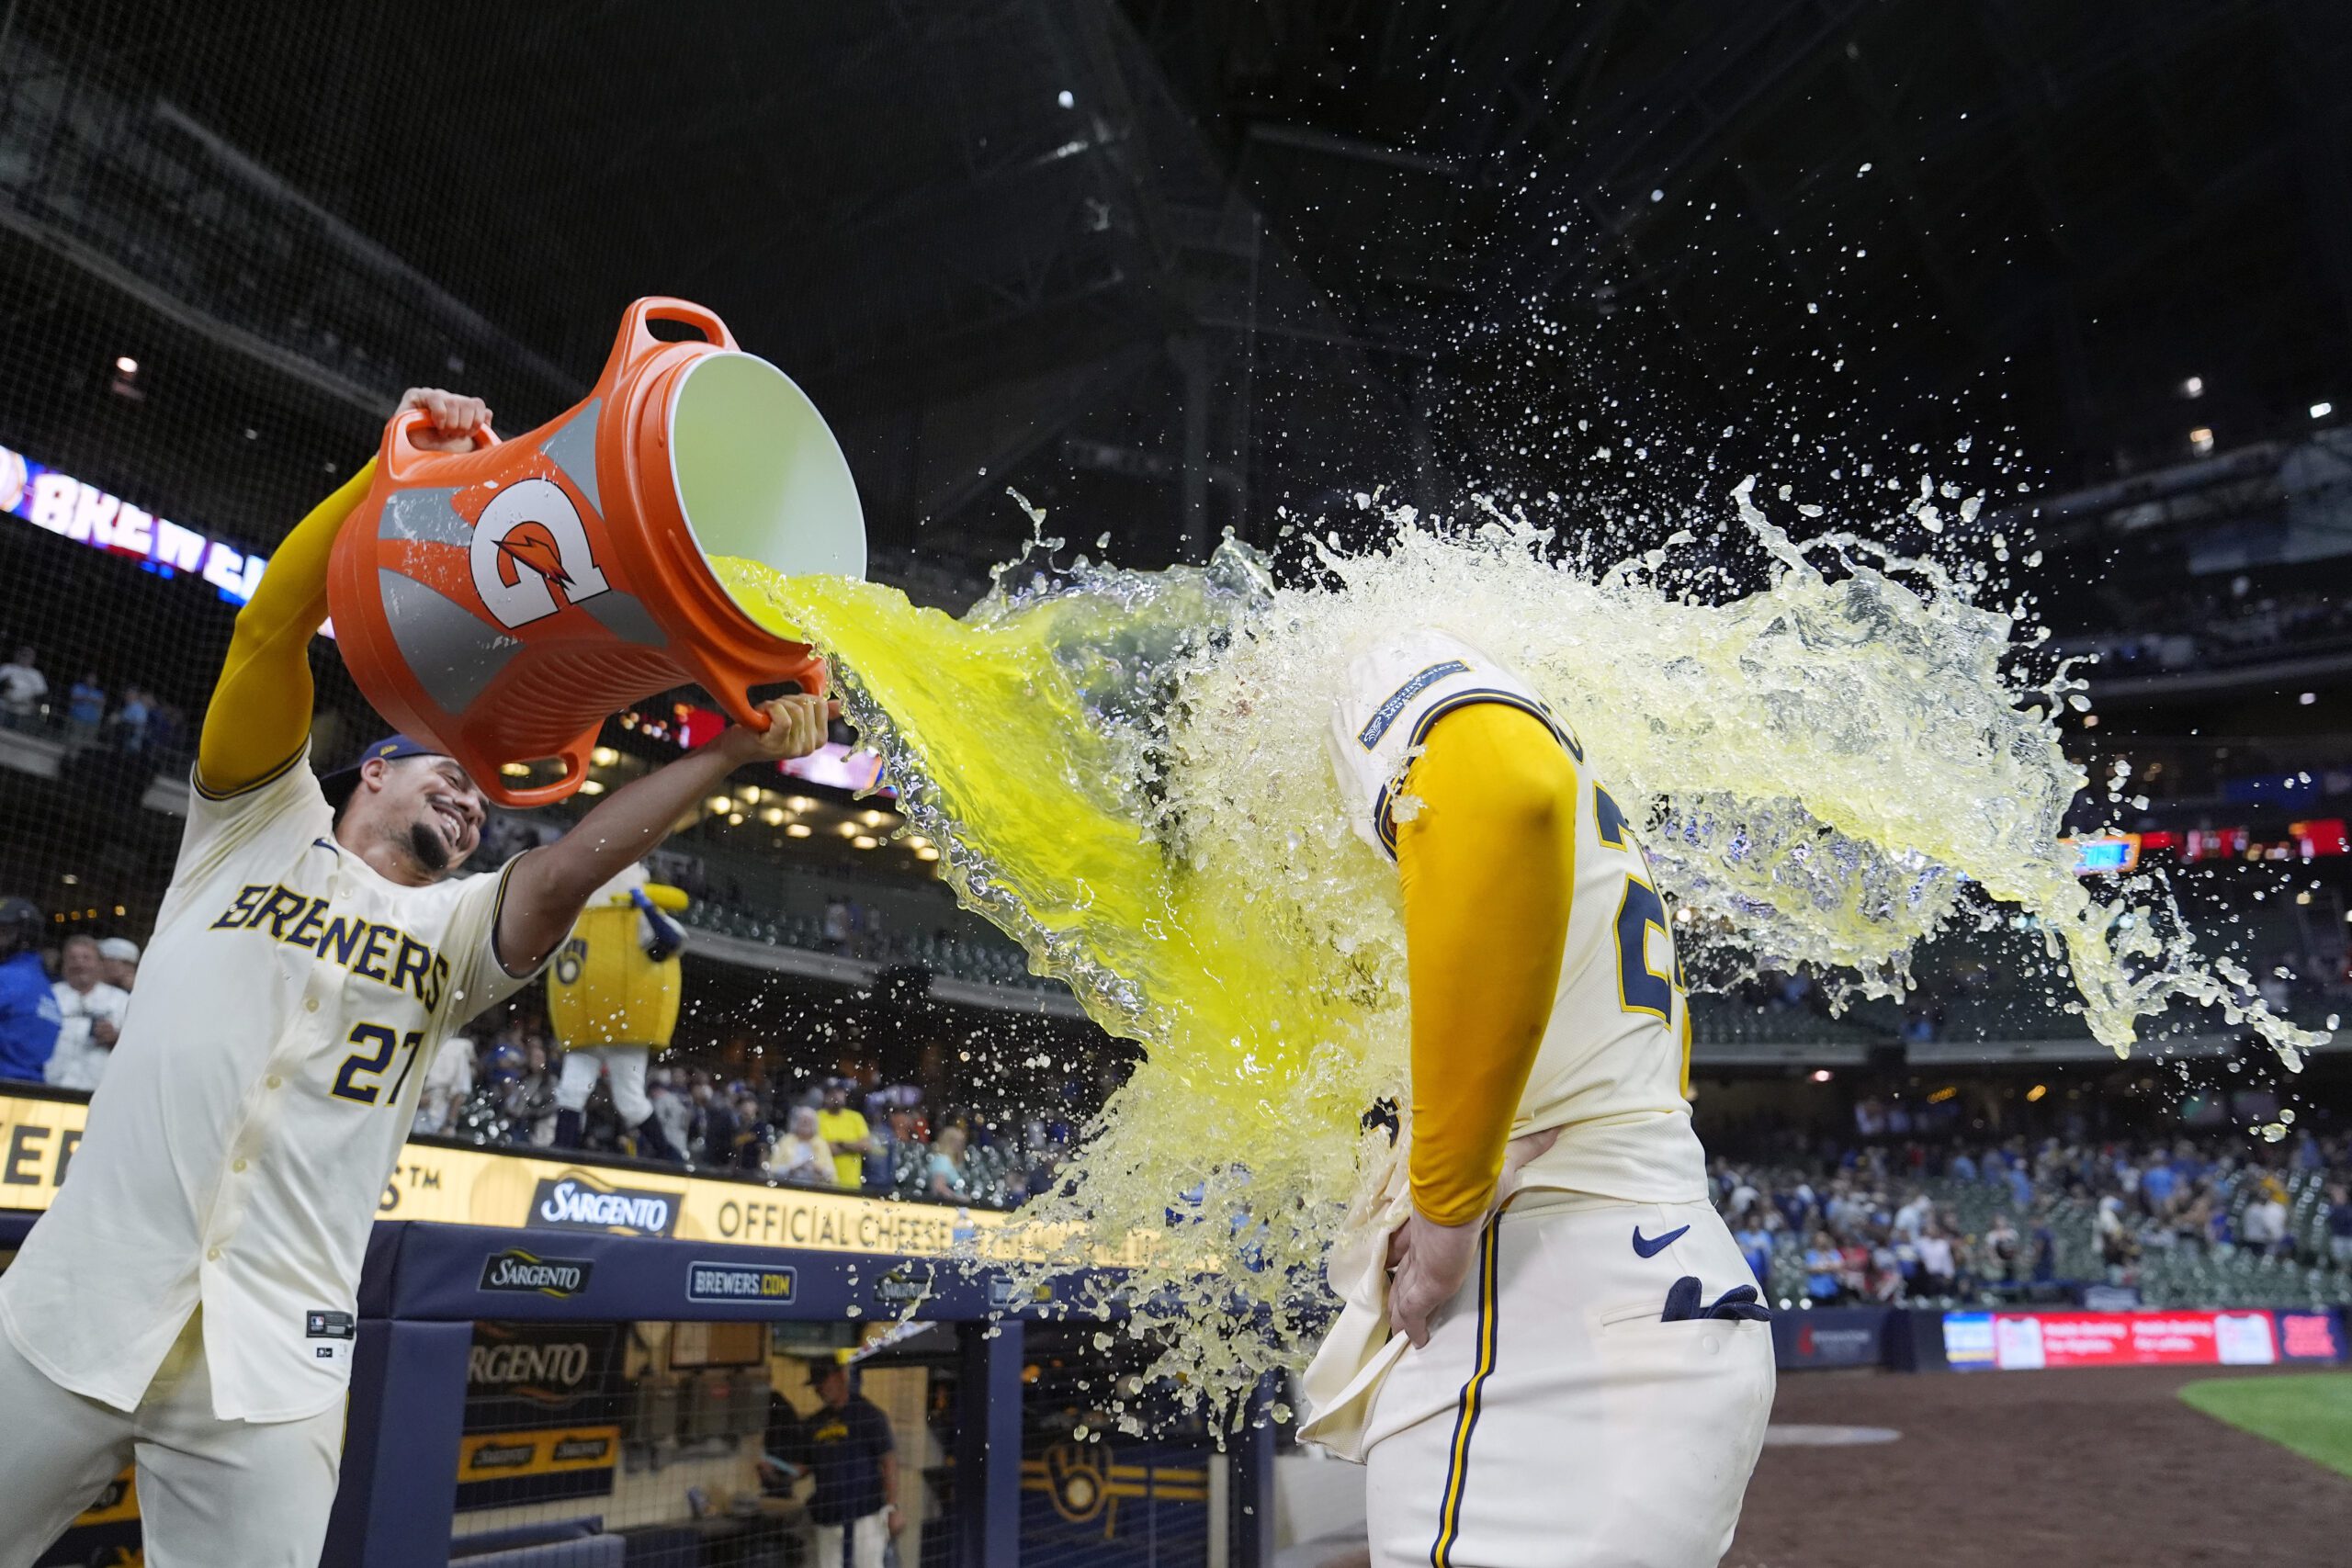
[1297, 629, 1775, 1568]
[0, 389, 833, 1568]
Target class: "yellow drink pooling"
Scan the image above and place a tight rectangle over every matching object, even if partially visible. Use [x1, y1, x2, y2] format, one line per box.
[710, 481, 2324, 1420]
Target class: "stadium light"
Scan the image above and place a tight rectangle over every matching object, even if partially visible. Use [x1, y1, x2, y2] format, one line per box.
[760, 806, 786, 826]
[576, 779, 605, 796]
[2189, 427, 2215, 454]
[591, 745, 619, 766]
[114, 355, 139, 376]
[786, 823, 812, 838]
[2026, 1083, 2049, 1102]
[852, 834, 879, 850]
[1057, 89, 1075, 108]
[2301, 692, 2318, 705]
[2314, 401, 2335, 420]
[2181, 376, 2204, 399]
[1809, 1068, 1833, 1083]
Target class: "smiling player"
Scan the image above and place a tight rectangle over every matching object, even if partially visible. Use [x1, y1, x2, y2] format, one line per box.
[0, 388, 831, 1568]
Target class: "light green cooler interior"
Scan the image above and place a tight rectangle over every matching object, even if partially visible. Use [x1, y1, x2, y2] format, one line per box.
[669, 352, 865, 593]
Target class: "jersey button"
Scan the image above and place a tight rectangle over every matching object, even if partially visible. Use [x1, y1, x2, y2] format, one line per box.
[206, 1247, 221, 1261]
[266, 1074, 283, 1089]
[232, 1157, 248, 1173]
[305, 998, 321, 1013]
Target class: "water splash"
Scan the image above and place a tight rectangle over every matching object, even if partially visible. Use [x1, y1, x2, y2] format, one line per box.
[708, 479, 2324, 1418]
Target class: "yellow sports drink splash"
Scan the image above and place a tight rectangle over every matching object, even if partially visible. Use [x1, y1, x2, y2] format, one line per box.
[711, 479, 2324, 1419]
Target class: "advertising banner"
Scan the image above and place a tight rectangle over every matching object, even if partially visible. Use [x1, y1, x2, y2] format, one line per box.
[0, 1091, 1032, 1259]
[1772, 1308, 1892, 1370]
[0, 439, 271, 604]
[458, 1320, 625, 1511]
[6, 1090, 1150, 1269]
[1942, 1308, 2346, 1371]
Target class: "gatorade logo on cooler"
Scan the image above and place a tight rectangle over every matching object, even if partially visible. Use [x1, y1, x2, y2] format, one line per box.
[470, 477, 612, 628]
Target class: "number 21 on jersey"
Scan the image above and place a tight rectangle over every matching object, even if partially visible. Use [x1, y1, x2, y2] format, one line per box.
[331, 1022, 424, 1107]
[1595, 784, 1692, 1097]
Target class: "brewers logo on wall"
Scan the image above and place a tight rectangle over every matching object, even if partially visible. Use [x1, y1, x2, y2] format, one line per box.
[1020, 1441, 1207, 1550]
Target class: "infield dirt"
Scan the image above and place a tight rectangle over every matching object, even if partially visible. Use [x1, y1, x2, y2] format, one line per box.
[1729, 1364, 2352, 1568]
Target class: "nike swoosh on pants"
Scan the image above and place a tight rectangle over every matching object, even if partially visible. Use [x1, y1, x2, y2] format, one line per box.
[1631, 1224, 1690, 1258]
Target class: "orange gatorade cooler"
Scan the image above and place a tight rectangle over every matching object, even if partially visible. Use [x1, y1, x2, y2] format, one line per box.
[326, 297, 864, 807]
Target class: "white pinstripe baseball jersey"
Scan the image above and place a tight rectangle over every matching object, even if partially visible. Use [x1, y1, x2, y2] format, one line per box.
[0, 749, 535, 1420]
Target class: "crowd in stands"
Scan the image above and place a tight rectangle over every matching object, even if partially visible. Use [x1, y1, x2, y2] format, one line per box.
[2064, 583, 2352, 673]
[1709, 1123, 2352, 1311]
[0, 645, 189, 757]
[0, 889, 1079, 1214]
[407, 1001, 1083, 1213]
[0, 919, 140, 1091]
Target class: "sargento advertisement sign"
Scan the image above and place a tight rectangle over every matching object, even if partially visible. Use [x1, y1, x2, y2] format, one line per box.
[0, 1090, 1017, 1259]
[528, 1171, 680, 1237]
[1942, 1309, 2345, 1371]
[468, 1329, 611, 1405]
[0, 441, 275, 606]
[478, 1249, 594, 1298]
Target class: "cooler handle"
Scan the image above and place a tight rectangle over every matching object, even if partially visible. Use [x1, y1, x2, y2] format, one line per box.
[694, 649, 831, 734]
[622, 297, 739, 355]
[381, 408, 500, 484]
[479, 738, 595, 811]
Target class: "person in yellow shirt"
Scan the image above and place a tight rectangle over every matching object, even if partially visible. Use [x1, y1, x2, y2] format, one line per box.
[816, 1078, 876, 1190]
[1298, 629, 1774, 1568]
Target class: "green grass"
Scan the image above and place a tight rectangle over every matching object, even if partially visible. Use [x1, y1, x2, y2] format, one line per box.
[2179, 1373, 2352, 1480]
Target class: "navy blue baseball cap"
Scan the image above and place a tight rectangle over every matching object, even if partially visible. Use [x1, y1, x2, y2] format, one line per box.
[322, 734, 452, 807]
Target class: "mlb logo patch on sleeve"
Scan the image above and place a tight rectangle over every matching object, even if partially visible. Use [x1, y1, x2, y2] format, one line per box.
[304, 1310, 356, 1340]
[1358, 660, 1470, 749]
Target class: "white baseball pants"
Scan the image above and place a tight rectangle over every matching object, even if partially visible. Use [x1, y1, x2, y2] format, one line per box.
[1361, 1200, 1774, 1568]
[811, 1507, 890, 1568]
[0, 1310, 344, 1568]
[554, 1043, 653, 1123]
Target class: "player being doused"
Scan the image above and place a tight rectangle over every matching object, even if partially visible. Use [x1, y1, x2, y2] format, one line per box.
[0, 389, 832, 1568]
[1298, 630, 1775, 1568]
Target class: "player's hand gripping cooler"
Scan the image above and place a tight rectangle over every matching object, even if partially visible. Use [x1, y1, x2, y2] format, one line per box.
[325, 296, 866, 807]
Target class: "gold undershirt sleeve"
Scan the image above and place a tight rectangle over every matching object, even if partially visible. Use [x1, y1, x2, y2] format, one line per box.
[1395, 702, 1578, 1225]
[196, 460, 378, 795]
